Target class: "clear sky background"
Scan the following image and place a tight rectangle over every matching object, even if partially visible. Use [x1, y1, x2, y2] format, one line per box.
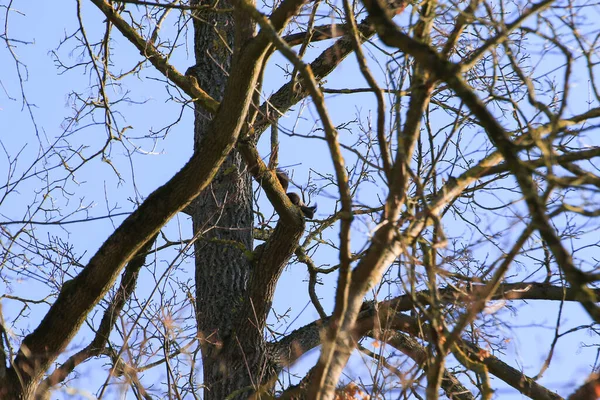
[1, 1, 599, 398]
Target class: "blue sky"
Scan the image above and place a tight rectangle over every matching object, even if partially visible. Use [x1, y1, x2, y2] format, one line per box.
[2, 1, 600, 398]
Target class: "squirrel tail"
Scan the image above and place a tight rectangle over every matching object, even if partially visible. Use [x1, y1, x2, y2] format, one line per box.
[300, 204, 317, 219]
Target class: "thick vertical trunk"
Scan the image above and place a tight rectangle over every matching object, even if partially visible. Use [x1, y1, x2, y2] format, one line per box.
[0, 369, 36, 400]
[189, 3, 267, 399]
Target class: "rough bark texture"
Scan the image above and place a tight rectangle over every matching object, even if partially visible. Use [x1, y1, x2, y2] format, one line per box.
[188, 3, 261, 399]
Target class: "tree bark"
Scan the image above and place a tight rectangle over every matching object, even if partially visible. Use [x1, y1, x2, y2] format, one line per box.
[188, 3, 264, 399]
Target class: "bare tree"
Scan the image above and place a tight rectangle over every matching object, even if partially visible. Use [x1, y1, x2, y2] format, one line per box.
[2, 0, 600, 399]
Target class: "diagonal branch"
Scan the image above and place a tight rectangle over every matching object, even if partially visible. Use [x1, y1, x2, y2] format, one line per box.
[34, 234, 158, 398]
[370, 331, 475, 400]
[9, 7, 280, 388]
[89, 0, 219, 113]
[252, 0, 409, 139]
[283, 23, 353, 46]
[275, 305, 563, 399]
[362, 0, 600, 322]
[358, 312, 564, 400]
[480, 143, 600, 179]
[272, 281, 599, 367]
[342, 0, 391, 178]
[275, 103, 600, 398]
[236, 141, 305, 343]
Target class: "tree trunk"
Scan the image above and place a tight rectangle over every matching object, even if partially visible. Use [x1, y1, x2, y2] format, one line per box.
[189, 3, 267, 399]
[0, 369, 36, 400]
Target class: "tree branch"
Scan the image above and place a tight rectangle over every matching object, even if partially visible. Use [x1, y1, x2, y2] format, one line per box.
[89, 0, 219, 113]
[362, 0, 600, 322]
[272, 281, 599, 367]
[283, 23, 353, 46]
[373, 331, 475, 400]
[34, 234, 158, 398]
[567, 373, 600, 400]
[275, 305, 563, 399]
[356, 312, 564, 400]
[236, 141, 305, 344]
[9, 10, 277, 389]
[252, 0, 409, 139]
